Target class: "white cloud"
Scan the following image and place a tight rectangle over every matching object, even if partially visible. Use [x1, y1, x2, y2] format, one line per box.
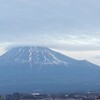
[0, 33, 100, 51]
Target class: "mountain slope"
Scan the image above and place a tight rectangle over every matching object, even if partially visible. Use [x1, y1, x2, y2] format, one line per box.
[0, 47, 79, 65]
[0, 46, 100, 93]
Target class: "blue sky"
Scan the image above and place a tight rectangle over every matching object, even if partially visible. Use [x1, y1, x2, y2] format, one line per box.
[0, 0, 100, 65]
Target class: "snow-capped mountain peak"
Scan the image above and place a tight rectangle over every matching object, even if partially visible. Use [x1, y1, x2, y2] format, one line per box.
[1, 46, 69, 65]
[0, 46, 99, 93]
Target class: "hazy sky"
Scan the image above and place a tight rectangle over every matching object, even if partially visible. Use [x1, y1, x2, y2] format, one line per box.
[0, 0, 100, 65]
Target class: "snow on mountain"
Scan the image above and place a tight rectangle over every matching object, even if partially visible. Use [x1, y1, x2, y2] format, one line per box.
[0, 46, 77, 66]
[0, 46, 100, 93]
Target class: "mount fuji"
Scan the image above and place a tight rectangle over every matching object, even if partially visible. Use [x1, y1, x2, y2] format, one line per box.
[0, 46, 100, 93]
